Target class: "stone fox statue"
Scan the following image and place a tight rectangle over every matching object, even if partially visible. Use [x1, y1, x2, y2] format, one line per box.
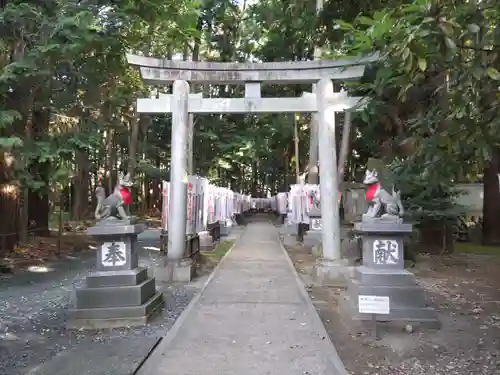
[362, 169, 404, 223]
[95, 172, 134, 221]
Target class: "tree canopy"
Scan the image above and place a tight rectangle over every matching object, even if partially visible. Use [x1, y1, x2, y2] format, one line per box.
[1, 0, 499, 252]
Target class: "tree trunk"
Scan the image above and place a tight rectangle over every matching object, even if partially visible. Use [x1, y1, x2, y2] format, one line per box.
[128, 116, 140, 179]
[72, 149, 89, 220]
[482, 148, 500, 245]
[106, 128, 116, 193]
[251, 160, 258, 196]
[294, 114, 300, 183]
[128, 41, 156, 182]
[28, 189, 49, 236]
[141, 174, 148, 214]
[19, 102, 34, 243]
[239, 166, 244, 193]
[28, 107, 51, 237]
[0, 150, 19, 253]
[337, 111, 352, 183]
[283, 153, 289, 192]
[152, 154, 161, 212]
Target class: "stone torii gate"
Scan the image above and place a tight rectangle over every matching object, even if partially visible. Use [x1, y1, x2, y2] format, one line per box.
[127, 54, 374, 281]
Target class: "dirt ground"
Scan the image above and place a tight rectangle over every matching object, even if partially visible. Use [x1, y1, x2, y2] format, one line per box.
[285, 243, 500, 375]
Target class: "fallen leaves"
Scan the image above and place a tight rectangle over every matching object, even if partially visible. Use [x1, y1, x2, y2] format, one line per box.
[1, 232, 96, 271]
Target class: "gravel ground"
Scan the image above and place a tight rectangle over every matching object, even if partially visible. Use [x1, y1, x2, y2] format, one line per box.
[0, 246, 197, 375]
[284, 237, 500, 375]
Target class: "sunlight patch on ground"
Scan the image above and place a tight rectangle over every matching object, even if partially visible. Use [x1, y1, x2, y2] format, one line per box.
[27, 265, 54, 273]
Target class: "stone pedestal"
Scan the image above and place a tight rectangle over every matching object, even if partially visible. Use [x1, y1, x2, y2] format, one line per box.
[339, 225, 362, 266]
[160, 230, 167, 254]
[303, 212, 322, 250]
[155, 258, 195, 283]
[235, 213, 245, 226]
[154, 234, 199, 282]
[220, 219, 232, 237]
[312, 225, 356, 285]
[315, 258, 349, 286]
[231, 216, 238, 227]
[68, 219, 163, 329]
[281, 234, 298, 248]
[185, 234, 200, 258]
[208, 222, 221, 241]
[284, 222, 298, 236]
[303, 231, 322, 251]
[343, 221, 439, 327]
[160, 231, 199, 254]
[199, 230, 215, 251]
[278, 214, 286, 225]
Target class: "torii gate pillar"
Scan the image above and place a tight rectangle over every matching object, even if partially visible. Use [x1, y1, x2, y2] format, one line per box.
[315, 78, 348, 284]
[168, 80, 190, 261]
[155, 80, 197, 283]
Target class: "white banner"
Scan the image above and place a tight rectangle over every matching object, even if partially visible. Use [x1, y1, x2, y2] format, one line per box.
[161, 177, 252, 234]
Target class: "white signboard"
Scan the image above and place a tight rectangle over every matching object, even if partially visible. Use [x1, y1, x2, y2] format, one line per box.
[310, 218, 322, 231]
[358, 295, 390, 315]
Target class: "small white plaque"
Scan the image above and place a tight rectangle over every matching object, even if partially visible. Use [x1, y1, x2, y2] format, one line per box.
[101, 242, 127, 267]
[311, 218, 322, 231]
[358, 295, 390, 315]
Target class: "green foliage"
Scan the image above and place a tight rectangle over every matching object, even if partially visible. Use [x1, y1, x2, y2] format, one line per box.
[456, 242, 500, 256]
[0, 0, 200, 194]
[334, 0, 500, 226]
[0, 137, 23, 148]
[6, 0, 496, 243]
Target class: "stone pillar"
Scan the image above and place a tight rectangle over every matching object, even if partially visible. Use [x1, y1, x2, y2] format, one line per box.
[343, 221, 439, 327]
[187, 113, 194, 174]
[307, 112, 319, 184]
[158, 80, 196, 282]
[168, 80, 190, 260]
[68, 220, 163, 329]
[315, 78, 345, 284]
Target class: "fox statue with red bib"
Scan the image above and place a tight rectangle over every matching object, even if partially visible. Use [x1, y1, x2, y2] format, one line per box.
[94, 172, 134, 222]
[362, 169, 404, 223]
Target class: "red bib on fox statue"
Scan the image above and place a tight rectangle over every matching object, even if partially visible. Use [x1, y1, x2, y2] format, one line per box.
[365, 182, 380, 202]
[120, 187, 132, 206]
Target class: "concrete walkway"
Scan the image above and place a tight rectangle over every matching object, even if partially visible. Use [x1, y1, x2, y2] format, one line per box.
[138, 221, 347, 375]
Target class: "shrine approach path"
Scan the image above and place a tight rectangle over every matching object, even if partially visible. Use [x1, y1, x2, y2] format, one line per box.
[137, 219, 348, 375]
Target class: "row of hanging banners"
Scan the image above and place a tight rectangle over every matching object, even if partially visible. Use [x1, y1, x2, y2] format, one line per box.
[287, 184, 320, 224]
[249, 198, 279, 211]
[161, 176, 253, 236]
[161, 178, 343, 235]
[274, 184, 343, 225]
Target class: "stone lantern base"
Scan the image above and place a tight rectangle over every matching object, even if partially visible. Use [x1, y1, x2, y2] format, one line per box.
[342, 221, 439, 327]
[68, 219, 163, 329]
